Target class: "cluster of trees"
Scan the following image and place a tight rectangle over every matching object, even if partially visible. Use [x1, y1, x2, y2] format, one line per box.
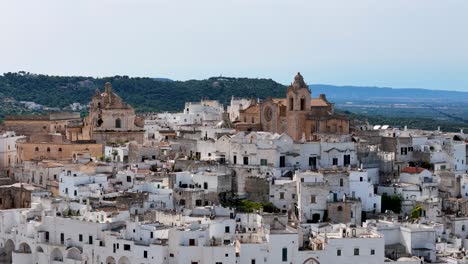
[0, 72, 285, 113]
[381, 194, 403, 214]
[219, 191, 279, 213]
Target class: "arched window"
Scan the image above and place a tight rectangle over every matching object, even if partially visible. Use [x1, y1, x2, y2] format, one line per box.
[35, 147, 39, 152]
[115, 118, 121, 128]
[58, 148, 62, 152]
[47, 147, 51, 152]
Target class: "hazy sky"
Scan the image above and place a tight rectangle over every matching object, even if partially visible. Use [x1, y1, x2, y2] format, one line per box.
[1, 0, 467, 91]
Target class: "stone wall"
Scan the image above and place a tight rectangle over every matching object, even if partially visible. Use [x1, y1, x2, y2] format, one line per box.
[92, 130, 145, 144]
[0, 185, 32, 209]
[17, 141, 103, 162]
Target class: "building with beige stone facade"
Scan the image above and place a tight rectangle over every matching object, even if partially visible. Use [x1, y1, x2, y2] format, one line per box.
[81, 82, 145, 144]
[237, 73, 349, 141]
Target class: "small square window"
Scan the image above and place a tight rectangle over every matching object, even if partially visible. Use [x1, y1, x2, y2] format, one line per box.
[337, 249, 341, 256]
[310, 195, 316, 203]
[354, 248, 359, 255]
[371, 249, 375, 255]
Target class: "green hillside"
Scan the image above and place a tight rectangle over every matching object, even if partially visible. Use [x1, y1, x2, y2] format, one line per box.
[0, 72, 285, 113]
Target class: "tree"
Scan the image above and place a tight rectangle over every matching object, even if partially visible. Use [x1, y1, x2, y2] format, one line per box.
[381, 194, 402, 214]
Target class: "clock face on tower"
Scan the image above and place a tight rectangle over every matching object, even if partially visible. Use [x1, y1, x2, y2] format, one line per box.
[264, 106, 273, 121]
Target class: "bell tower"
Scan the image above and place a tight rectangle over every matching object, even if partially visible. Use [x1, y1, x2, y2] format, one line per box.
[286, 72, 312, 140]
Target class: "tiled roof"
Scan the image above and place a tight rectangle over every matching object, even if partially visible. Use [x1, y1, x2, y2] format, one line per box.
[401, 167, 426, 174]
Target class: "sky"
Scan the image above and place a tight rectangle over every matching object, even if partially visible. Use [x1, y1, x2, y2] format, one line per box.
[0, 0, 467, 91]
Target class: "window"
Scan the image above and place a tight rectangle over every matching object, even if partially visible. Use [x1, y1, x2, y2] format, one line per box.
[179, 199, 185, 206]
[58, 148, 62, 152]
[310, 195, 316, 203]
[243, 156, 249, 165]
[127, 176, 132, 183]
[280, 192, 285, 200]
[79, 234, 83, 242]
[260, 159, 268, 166]
[47, 147, 51, 152]
[337, 206, 343, 211]
[292, 194, 296, 199]
[337, 249, 341, 256]
[35, 147, 39, 152]
[463, 225, 466, 231]
[300, 98, 305, 111]
[233, 155, 237, 164]
[189, 239, 195, 246]
[282, 247, 288, 262]
[401, 147, 408, 155]
[124, 244, 130, 251]
[360, 177, 363, 182]
[340, 178, 344, 187]
[309, 157, 317, 168]
[344, 154, 351, 166]
[144, 250, 148, 258]
[89, 236, 93, 245]
[225, 226, 230, 233]
[370, 249, 375, 255]
[203, 182, 208, 189]
[115, 118, 121, 128]
[289, 97, 294, 110]
[150, 232, 153, 238]
[333, 158, 338, 166]
[354, 248, 359, 255]
[251, 259, 256, 264]
[60, 233, 64, 244]
[279, 156, 286, 167]
[195, 200, 202, 206]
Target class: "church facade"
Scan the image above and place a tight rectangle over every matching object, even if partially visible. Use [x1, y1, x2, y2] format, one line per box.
[236, 73, 349, 141]
[83, 82, 144, 144]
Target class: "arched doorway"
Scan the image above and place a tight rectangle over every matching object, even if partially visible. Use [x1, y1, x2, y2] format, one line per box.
[66, 247, 82, 261]
[118, 256, 131, 264]
[303, 257, 320, 264]
[18, 242, 32, 253]
[50, 248, 63, 262]
[106, 256, 116, 264]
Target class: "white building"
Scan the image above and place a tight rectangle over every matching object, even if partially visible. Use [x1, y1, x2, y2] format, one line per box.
[59, 170, 109, 199]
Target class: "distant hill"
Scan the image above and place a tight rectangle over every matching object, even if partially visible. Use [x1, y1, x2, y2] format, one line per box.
[309, 84, 468, 103]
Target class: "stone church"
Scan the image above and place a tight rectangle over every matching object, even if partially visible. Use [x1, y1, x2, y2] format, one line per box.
[68, 82, 145, 144]
[236, 73, 349, 141]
